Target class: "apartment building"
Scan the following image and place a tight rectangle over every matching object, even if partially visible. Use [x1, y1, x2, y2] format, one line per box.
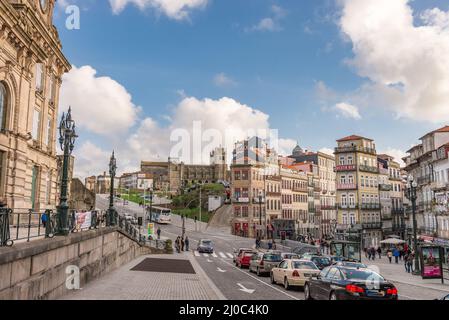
[378, 155, 406, 239]
[335, 135, 382, 248]
[403, 126, 449, 244]
[289, 147, 336, 239]
[119, 172, 153, 190]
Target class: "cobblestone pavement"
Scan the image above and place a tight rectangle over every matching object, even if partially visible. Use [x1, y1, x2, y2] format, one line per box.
[61, 254, 225, 300]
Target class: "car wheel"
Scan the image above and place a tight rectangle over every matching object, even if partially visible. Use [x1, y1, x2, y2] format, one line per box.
[284, 277, 290, 290]
[270, 273, 275, 284]
[304, 284, 313, 300]
[330, 292, 338, 301]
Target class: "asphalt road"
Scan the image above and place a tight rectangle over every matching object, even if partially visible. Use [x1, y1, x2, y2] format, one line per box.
[95, 195, 448, 300]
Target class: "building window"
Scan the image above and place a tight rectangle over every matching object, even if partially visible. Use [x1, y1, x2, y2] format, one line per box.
[36, 63, 44, 92]
[45, 170, 52, 205]
[48, 74, 56, 103]
[32, 109, 41, 141]
[45, 117, 52, 147]
[0, 83, 7, 130]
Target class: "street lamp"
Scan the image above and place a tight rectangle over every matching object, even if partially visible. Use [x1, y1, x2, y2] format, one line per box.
[148, 188, 153, 222]
[258, 190, 263, 239]
[406, 175, 421, 275]
[107, 151, 118, 226]
[56, 107, 77, 236]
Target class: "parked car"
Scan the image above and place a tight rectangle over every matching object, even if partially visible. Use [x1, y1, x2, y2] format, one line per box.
[235, 250, 255, 268]
[197, 239, 214, 254]
[271, 259, 320, 290]
[249, 252, 283, 276]
[300, 254, 332, 270]
[332, 261, 368, 269]
[438, 293, 449, 300]
[304, 266, 398, 300]
[233, 248, 253, 263]
[281, 253, 300, 260]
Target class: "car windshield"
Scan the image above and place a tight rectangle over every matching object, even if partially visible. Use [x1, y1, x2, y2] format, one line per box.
[344, 262, 367, 268]
[341, 269, 385, 281]
[292, 261, 319, 270]
[283, 254, 299, 259]
[244, 252, 254, 257]
[312, 257, 331, 265]
[264, 254, 282, 262]
[200, 241, 212, 246]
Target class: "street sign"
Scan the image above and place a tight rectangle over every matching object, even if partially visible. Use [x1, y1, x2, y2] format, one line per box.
[147, 223, 155, 236]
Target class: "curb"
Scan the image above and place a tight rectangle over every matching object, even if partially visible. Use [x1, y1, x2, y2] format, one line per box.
[388, 278, 449, 293]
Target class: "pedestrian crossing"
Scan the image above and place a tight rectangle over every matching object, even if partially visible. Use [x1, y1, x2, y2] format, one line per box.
[193, 251, 234, 260]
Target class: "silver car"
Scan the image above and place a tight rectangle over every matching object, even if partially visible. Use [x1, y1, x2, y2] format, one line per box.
[249, 252, 283, 276]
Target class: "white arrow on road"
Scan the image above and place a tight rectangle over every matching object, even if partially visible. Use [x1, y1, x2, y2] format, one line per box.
[237, 283, 255, 294]
[207, 259, 213, 263]
[217, 267, 226, 273]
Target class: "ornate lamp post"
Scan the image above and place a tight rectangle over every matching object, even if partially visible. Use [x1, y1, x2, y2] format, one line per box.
[406, 175, 420, 275]
[56, 107, 77, 236]
[107, 151, 118, 226]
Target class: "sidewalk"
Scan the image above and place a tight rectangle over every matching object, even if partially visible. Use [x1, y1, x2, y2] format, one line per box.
[362, 256, 449, 293]
[61, 253, 226, 300]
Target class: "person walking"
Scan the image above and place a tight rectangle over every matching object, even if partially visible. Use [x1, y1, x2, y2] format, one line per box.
[157, 227, 161, 240]
[181, 237, 185, 252]
[387, 249, 393, 263]
[41, 211, 48, 229]
[377, 246, 382, 259]
[185, 236, 190, 251]
[393, 247, 400, 264]
[364, 247, 368, 258]
[367, 248, 372, 260]
[404, 252, 410, 273]
[175, 236, 180, 253]
[371, 247, 376, 261]
[406, 253, 413, 273]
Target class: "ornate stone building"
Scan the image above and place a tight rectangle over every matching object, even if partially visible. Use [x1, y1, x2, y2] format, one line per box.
[0, 0, 70, 210]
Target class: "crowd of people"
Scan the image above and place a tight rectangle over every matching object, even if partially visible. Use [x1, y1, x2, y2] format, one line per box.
[175, 235, 190, 253]
[364, 244, 416, 273]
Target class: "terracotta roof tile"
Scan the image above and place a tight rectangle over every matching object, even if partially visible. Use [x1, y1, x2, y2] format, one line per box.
[336, 135, 373, 142]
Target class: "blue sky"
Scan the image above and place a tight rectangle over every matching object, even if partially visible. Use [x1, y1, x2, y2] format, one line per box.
[53, 0, 449, 177]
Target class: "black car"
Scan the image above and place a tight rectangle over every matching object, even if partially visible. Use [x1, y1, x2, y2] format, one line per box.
[197, 239, 214, 253]
[301, 255, 332, 270]
[304, 266, 398, 300]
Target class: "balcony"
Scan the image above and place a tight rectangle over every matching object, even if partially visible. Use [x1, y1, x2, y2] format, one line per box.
[232, 197, 250, 203]
[335, 146, 376, 155]
[292, 186, 308, 193]
[359, 165, 379, 173]
[335, 164, 357, 172]
[391, 208, 404, 215]
[253, 197, 266, 204]
[431, 181, 449, 190]
[266, 191, 281, 197]
[360, 203, 381, 210]
[392, 224, 407, 232]
[362, 222, 383, 229]
[336, 183, 357, 190]
[389, 176, 403, 182]
[379, 184, 392, 191]
[321, 204, 336, 210]
[337, 204, 358, 210]
[417, 175, 432, 185]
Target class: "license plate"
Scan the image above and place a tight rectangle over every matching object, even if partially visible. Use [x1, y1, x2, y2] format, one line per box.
[367, 290, 384, 297]
[303, 273, 311, 277]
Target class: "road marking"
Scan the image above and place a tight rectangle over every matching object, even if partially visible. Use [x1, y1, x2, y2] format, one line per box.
[207, 259, 213, 263]
[194, 251, 200, 257]
[203, 253, 209, 258]
[219, 252, 227, 258]
[237, 283, 255, 294]
[217, 267, 226, 273]
[212, 253, 218, 258]
[220, 259, 300, 300]
[226, 253, 233, 259]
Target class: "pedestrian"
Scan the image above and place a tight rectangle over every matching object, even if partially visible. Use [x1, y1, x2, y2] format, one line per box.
[364, 247, 368, 258]
[377, 246, 382, 259]
[41, 211, 48, 229]
[387, 249, 393, 263]
[406, 253, 414, 273]
[185, 236, 190, 251]
[157, 227, 161, 240]
[272, 239, 277, 250]
[393, 247, 400, 264]
[404, 252, 409, 273]
[368, 248, 372, 260]
[181, 236, 185, 251]
[175, 236, 181, 253]
[371, 247, 376, 261]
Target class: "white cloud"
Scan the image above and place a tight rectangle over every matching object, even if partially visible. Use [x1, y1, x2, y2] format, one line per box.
[213, 73, 237, 87]
[339, 0, 449, 123]
[60, 65, 140, 135]
[73, 141, 111, 179]
[278, 139, 297, 157]
[333, 102, 362, 120]
[109, 0, 208, 20]
[246, 5, 287, 32]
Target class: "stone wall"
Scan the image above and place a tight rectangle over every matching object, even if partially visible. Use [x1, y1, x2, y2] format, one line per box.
[69, 178, 96, 211]
[0, 228, 163, 300]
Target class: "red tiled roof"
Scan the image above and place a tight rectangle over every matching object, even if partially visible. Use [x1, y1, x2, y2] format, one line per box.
[336, 135, 373, 142]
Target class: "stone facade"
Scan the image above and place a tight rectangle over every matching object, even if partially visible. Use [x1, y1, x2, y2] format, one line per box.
[0, 0, 70, 210]
[68, 178, 96, 211]
[0, 228, 164, 300]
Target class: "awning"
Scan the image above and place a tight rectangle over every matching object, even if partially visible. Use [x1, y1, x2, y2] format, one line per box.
[380, 238, 406, 245]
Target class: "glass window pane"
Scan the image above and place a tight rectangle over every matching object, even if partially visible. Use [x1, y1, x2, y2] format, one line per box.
[0, 83, 5, 129]
[32, 109, 41, 140]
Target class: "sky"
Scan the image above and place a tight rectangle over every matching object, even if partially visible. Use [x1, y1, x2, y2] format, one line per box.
[52, 0, 449, 178]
